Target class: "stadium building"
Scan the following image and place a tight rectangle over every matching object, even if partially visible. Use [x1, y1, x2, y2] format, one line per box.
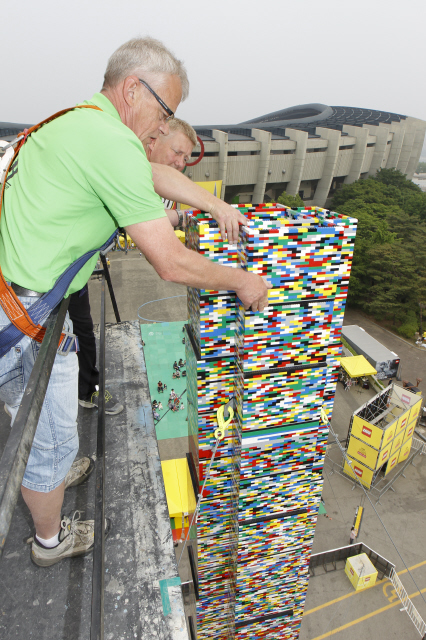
[2, 104, 425, 207]
[190, 104, 426, 206]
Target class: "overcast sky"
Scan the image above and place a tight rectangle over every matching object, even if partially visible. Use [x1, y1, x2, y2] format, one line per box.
[2, 0, 426, 140]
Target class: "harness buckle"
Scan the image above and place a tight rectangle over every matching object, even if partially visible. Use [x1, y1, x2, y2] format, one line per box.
[57, 331, 78, 356]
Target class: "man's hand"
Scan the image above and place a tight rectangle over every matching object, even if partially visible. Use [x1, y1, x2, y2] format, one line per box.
[236, 274, 271, 313]
[126, 218, 271, 314]
[150, 164, 247, 243]
[208, 200, 247, 244]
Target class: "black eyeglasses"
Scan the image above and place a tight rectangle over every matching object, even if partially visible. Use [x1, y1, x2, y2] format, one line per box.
[138, 79, 174, 122]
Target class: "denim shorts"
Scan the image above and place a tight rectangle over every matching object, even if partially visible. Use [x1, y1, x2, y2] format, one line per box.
[0, 296, 79, 492]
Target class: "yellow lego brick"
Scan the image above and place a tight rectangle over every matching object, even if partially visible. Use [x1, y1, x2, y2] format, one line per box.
[161, 458, 196, 518]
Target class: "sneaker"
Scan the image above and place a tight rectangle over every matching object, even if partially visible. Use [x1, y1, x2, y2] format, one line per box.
[64, 456, 95, 489]
[31, 511, 111, 567]
[79, 389, 124, 415]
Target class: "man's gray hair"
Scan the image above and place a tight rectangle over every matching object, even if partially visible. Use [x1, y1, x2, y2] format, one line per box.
[103, 37, 189, 100]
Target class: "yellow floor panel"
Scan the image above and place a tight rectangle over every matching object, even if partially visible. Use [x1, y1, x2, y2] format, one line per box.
[162, 458, 196, 518]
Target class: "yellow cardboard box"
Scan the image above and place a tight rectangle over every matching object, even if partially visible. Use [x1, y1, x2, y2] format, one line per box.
[403, 423, 415, 443]
[351, 416, 384, 450]
[398, 438, 413, 463]
[385, 450, 400, 476]
[345, 554, 378, 591]
[343, 458, 374, 489]
[409, 400, 422, 425]
[376, 443, 392, 468]
[395, 409, 410, 436]
[347, 436, 378, 469]
[390, 433, 404, 456]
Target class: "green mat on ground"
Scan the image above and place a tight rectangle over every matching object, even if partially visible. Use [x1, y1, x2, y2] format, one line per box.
[140, 321, 188, 440]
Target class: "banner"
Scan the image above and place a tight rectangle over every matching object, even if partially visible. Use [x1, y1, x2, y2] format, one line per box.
[179, 180, 222, 210]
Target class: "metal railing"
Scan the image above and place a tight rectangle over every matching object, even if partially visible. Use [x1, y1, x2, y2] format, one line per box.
[388, 568, 426, 638]
[309, 543, 426, 637]
[0, 256, 120, 640]
[309, 542, 395, 580]
[413, 431, 426, 455]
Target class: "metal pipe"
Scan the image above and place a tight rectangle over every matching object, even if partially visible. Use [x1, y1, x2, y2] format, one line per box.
[188, 545, 199, 601]
[90, 273, 106, 640]
[0, 299, 69, 557]
[100, 254, 121, 323]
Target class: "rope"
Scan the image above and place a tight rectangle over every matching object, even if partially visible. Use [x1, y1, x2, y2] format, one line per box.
[137, 295, 186, 323]
[177, 402, 233, 568]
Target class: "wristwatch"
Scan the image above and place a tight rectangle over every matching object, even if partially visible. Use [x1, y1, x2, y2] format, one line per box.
[176, 210, 184, 230]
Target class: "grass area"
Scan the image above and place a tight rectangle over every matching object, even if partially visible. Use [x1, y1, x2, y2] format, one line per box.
[140, 321, 188, 440]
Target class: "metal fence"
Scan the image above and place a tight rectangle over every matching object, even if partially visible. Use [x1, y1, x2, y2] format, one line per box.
[388, 568, 426, 638]
[309, 542, 395, 580]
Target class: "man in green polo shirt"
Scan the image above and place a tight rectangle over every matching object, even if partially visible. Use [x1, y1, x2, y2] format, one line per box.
[0, 36, 270, 567]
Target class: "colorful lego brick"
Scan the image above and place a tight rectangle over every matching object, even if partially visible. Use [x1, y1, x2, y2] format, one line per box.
[185, 204, 357, 639]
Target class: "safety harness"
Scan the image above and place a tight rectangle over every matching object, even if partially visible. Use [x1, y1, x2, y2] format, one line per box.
[0, 105, 118, 357]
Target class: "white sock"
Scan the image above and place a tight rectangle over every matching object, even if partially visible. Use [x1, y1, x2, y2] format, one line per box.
[35, 531, 60, 548]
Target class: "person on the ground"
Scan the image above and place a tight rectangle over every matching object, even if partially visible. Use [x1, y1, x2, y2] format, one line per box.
[349, 526, 358, 544]
[0, 36, 269, 568]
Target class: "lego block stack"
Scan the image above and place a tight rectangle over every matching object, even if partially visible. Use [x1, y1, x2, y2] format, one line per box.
[185, 204, 357, 639]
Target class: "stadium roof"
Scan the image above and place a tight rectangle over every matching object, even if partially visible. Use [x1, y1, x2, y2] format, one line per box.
[1, 103, 409, 144]
[194, 103, 408, 139]
[0, 122, 32, 140]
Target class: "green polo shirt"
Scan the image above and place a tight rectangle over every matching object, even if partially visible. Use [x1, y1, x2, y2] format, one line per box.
[0, 93, 166, 295]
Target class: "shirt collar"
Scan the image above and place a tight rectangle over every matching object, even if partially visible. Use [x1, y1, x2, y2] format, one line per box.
[84, 93, 121, 121]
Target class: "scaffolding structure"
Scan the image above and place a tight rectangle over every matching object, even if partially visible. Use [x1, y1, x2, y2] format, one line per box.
[343, 383, 423, 489]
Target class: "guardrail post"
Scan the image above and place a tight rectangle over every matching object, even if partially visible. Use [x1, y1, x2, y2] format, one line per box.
[90, 272, 106, 639]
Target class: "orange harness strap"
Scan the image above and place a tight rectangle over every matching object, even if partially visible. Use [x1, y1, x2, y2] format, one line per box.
[0, 105, 102, 344]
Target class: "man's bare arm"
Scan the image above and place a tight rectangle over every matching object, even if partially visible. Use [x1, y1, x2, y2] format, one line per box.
[164, 209, 179, 227]
[125, 217, 270, 312]
[150, 163, 245, 244]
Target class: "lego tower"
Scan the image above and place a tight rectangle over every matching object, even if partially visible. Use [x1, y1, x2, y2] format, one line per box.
[185, 204, 357, 639]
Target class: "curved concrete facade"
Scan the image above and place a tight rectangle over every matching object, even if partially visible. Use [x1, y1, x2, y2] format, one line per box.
[190, 104, 426, 206]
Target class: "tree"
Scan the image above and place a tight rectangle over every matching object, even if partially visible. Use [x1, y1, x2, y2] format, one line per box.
[398, 310, 418, 339]
[277, 191, 305, 209]
[373, 167, 421, 193]
[364, 242, 415, 322]
[331, 169, 426, 333]
[417, 161, 426, 173]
